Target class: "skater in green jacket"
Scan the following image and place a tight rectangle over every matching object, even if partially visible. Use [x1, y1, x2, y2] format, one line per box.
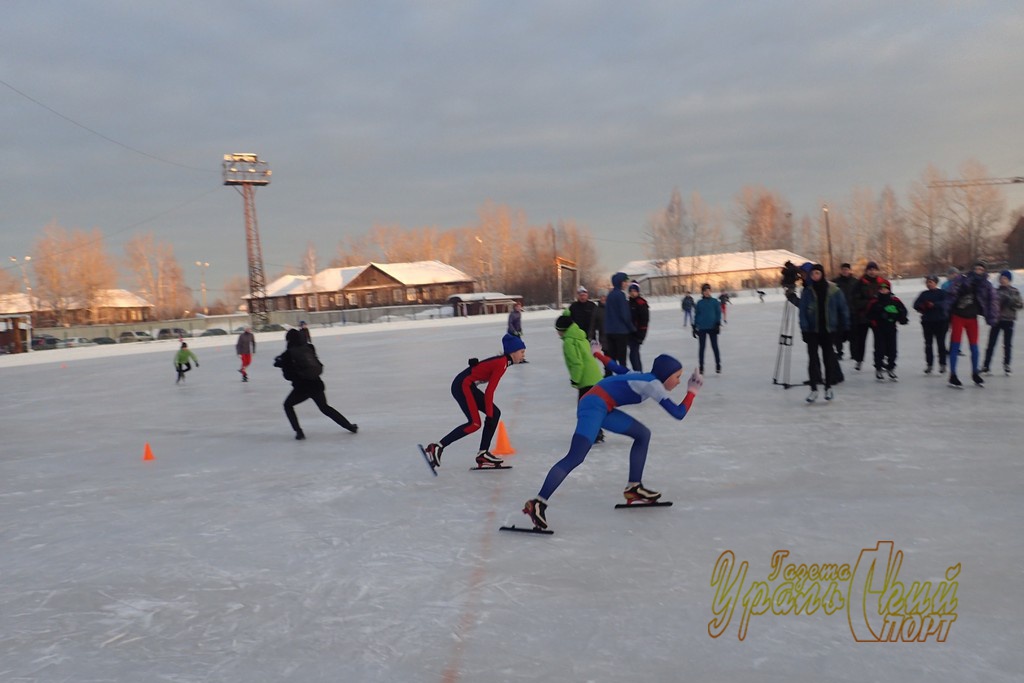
[174, 342, 199, 383]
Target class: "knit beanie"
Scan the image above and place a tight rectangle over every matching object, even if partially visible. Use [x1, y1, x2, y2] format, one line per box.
[651, 354, 683, 383]
[502, 333, 526, 355]
[629, 281, 641, 292]
[1001, 270, 1013, 282]
[554, 313, 573, 331]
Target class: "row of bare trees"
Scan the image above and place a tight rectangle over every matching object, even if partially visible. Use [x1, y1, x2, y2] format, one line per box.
[645, 159, 1021, 283]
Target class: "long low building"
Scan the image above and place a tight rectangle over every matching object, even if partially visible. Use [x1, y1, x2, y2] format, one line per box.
[255, 260, 477, 312]
[622, 249, 811, 295]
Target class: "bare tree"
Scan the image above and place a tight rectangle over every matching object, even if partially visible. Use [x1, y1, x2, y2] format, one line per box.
[33, 222, 117, 325]
[944, 159, 1006, 265]
[330, 234, 375, 267]
[907, 164, 949, 274]
[735, 186, 794, 252]
[0, 266, 20, 294]
[302, 242, 319, 311]
[645, 188, 686, 294]
[871, 186, 910, 276]
[124, 233, 190, 321]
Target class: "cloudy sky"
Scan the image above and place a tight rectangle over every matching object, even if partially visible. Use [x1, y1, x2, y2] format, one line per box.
[2, 1, 1022, 294]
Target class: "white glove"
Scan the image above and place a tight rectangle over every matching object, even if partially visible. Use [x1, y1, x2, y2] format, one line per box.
[590, 339, 601, 353]
[686, 369, 703, 394]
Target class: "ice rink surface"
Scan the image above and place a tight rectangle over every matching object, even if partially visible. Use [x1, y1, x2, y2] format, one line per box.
[2, 286, 1022, 683]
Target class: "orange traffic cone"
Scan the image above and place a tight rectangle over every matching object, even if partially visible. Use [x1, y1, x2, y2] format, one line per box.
[492, 421, 516, 456]
[143, 443, 155, 461]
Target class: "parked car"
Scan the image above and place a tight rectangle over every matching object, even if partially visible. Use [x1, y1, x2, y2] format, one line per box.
[57, 337, 97, 348]
[31, 335, 59, 351]
[157, 328, 192, 340]
[199, 328, 227, 336]
[119, 330, 154, 343]
[92, 336, 117, 345]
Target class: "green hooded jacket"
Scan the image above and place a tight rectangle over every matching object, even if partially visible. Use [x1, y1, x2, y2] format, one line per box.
[561, 320, 604, 389]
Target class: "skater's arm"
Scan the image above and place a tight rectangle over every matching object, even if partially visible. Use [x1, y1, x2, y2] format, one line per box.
[657, 370, 702, 420]
[593, 350, 629, 375]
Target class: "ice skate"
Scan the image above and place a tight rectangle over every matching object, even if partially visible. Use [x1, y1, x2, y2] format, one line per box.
[875, 369, 884, 381]
[887, 369, 898, 380]
[295, 429, 305, 440]
[623, 482, 661, 504]
[939, 363, 947, 374]
[948, 374, 962, 388]
[972, 372, 985, 386]
[716, 364, 722, 374]
[982, 365, 992, 376]
[824, 387, 834, 401]
[806, 389, 818, 403]
[1005, 364, 1012, 375]
[855, 361, 863, 371]
[924, 365, 932, 374]
[522, 498, 548, 530]
[474, 450, 504, 468]
[423, 442, 443, 468]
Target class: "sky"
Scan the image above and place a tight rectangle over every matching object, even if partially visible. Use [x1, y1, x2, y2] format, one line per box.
[2, 292, 1021, 681]
[2, 1, 1023, 298]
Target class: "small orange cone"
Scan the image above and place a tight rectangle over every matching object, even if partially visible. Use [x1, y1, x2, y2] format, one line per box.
[143, 443, 155, 461]
[492, 421, 516, 456]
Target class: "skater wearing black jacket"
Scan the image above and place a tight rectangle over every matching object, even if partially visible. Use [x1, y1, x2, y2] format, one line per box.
[866, 280, 908, 380]
[274, 329, 357, 440]
[913, 275, 949, 374]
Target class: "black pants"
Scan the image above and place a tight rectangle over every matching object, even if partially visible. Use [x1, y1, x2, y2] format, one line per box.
[627, 337, 643, 371]
[984, 320, 1015, 369]
[606, 333, 631, 371]
[805, 332, 842, 389]
[284, 385, 354, 433]
[697, 330, 720, 371]
[850, 322, 872, 363]
[175, 362, 192, 379]
[832, 329, 848, 358]
[922, 320, 949, 368]
[872, 325, 898, 370]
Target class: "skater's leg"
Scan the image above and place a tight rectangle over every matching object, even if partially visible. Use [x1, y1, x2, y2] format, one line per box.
[536, 400, 604, 500]
[603, 411, 651, 484]
[311, 390, 356, 431]
[964, 318, 980, 372]
[709, 331, 721, 367]
[984, 325, 1000, 369]
[1004, 321, 1015, 367]
[439, 380, 483, 446]
[479, 404, 500, 452]
[283, 388, 308, 433]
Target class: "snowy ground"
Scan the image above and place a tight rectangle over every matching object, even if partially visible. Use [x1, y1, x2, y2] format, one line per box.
[2, 287, 1022, 683]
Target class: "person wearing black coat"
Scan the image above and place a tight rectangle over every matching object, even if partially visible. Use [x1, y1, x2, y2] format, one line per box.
[831, 263, 857, 359]
[912, 275, 950, 374]
[274, 329, 357, 440]
[568, 286, 597, 341]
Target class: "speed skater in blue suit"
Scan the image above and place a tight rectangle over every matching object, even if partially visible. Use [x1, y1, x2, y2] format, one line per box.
[522, 352, 703, 530]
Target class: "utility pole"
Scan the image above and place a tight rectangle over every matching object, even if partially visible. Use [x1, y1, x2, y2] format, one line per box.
[822, 205, 835, 276]
[194, 261, 209, 315]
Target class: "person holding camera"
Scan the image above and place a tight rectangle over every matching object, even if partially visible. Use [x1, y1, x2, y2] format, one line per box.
[693, 283, 723, 374]
[798, 264, 849, 402]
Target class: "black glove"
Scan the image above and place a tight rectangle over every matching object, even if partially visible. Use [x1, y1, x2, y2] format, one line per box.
[801, 330, 810, 343]
[195, 362, 200, 368]
[713, 324, 721, 334]
[691, 326, 698, 339]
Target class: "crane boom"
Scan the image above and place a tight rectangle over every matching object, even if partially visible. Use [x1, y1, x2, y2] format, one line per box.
[929, 176, 1024, 188]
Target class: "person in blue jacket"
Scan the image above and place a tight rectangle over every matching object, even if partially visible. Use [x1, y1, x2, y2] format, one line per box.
[521, 353, 703, 530]
[693, 283, 723, 373]
[913, 274, 950, 374]
[603, 272, 635, 373]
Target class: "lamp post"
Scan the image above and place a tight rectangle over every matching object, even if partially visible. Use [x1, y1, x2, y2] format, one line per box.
[821, 205, 835, 276]
[474, 236, 490, 292]
[9, 255, 32, 304]
[195, 261, 209, 315]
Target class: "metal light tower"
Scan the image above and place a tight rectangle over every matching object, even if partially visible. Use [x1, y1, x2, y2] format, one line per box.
[223, 153, 272, 327]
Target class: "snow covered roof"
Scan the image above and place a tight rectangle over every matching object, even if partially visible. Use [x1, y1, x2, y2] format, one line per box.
[369, 260, 473, 286]
[0, 292, 34, 314]
[447, 292, 521, 302]
[294, 266, 367, 293]
[0, 289, 152, 313]
[260, 274, 310, 298]
[622, 249, 810, 279]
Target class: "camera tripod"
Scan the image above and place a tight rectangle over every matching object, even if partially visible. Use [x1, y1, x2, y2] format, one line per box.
[772, 295, 797, 388]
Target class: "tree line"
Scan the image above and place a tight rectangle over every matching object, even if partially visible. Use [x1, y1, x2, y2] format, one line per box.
[3, 159, 1020, 323]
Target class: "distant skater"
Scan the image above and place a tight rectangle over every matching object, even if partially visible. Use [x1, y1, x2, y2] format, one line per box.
[236, 326, 256, 381]
[174, 342, 199, 383]
[422, 334, 527, 470]
[274, 329, 357, 440]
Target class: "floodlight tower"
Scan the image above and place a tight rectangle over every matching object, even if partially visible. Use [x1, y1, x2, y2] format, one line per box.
[223, 153, 272, 326]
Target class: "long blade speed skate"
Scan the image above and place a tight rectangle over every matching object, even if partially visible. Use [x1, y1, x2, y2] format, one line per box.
[417, 444, 438, 477]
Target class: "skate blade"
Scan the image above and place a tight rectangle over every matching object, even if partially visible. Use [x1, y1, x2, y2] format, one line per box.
[499, 525, 553, 535]
[417, 444, 439, 477]
[470, 464, 512, 471]
[615, 500, 673, 509]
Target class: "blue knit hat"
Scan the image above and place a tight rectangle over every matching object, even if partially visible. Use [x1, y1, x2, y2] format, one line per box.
[502, 333, 526, 355]
[1001, 270, 1013, 281]
[651, 354, 683, 383]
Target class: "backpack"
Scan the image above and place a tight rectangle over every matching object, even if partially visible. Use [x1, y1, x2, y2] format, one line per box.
[289, 345, 323, 381]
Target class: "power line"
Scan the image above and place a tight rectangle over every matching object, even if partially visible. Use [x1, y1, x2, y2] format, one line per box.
[0, 77, 216, 174]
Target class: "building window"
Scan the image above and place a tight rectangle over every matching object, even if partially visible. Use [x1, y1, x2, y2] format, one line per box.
[407, 289, 417, 302]
[365, 292, 374, 306]
[393, 288, 403, 303]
